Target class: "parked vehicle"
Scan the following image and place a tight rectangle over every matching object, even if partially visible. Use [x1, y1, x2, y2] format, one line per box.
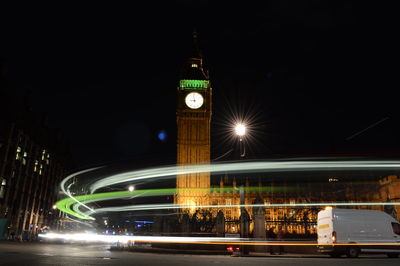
[317, 207, 400, 258]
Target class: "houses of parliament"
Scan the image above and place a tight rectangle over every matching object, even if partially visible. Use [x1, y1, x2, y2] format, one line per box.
[174, 33, 400, 235]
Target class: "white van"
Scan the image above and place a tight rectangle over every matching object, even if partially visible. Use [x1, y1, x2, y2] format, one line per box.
[317, 208, 400, 258]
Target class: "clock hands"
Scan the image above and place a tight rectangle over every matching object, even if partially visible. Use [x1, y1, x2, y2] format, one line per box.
[185, 92, 203, 109]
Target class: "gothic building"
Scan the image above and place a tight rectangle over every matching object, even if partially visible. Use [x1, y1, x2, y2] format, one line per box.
[174, 33, 400, 236]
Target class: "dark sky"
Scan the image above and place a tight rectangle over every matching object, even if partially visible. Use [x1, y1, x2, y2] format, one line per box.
[1, 1, 398, 169]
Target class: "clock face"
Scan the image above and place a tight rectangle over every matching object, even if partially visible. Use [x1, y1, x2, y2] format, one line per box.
[185, 92, 204, 109]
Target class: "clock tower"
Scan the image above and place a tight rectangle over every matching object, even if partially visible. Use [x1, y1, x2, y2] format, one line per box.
[175, 32, 212, 213]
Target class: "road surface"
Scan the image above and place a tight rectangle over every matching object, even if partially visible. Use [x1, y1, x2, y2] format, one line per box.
[0, 241, 399, 266]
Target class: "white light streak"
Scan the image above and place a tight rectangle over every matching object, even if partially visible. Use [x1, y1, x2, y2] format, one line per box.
[83, 202, 400, 215]
[89, 160, 400, 193]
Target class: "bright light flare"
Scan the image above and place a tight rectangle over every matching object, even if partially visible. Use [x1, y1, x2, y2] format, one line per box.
[37, 233, 400, 246]
[128, 185, 135, 192]
[234, 123, 246, 136]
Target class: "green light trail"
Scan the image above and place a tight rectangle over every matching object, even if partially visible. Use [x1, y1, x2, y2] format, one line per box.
[56, 188, 176, 220]
[56, 186, 292, 220]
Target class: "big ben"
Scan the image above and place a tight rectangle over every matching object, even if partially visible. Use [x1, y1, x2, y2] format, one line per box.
[175, 32, 211, 213]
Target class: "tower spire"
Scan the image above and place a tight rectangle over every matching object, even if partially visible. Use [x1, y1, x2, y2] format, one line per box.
[180, 30, 208, 80]
[191, 29, 202, 59]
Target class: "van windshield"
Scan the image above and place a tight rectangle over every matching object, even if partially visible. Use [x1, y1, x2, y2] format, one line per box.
[391, 222, 400, 235]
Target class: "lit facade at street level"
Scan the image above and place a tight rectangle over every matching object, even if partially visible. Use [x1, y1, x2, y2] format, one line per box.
[57, 160, 400, 238]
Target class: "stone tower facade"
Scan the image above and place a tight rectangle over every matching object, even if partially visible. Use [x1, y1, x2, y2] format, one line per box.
[175, 32, 212, 213]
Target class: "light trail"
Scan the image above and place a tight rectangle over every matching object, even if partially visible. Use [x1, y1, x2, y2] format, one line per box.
[58, 186, 400, 220]
[56, 188, 176, 220]
[83, 202, 400, 216]
[89, 160, 400, 193]
[57, 186, 290, 220]
[38, 232, 400, 246]
[57, 159, 400, 220]
[59, 166, 104, 215]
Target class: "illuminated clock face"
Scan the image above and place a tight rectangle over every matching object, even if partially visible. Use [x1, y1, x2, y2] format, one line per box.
[185, 92, 204, 109]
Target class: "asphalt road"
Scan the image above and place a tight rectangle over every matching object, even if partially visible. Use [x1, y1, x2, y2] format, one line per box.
[0, 242, 399, 266]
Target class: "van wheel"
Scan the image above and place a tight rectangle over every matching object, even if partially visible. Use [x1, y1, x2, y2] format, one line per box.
[387, 253, 399, 258]
[346, 247, 359, 258]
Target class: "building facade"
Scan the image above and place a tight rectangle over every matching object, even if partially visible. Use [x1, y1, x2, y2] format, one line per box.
[173, 34, 400, 237]
[0, 73, 71, 239]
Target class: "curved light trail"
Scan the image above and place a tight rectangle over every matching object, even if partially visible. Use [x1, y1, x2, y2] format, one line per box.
[56, 159, 400, 221]
[89, 160, 400, 193]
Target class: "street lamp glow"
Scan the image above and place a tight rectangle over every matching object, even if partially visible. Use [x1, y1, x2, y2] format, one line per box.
[52, 205, 57, 210]
[235, 124, 246, 137]
[128, 185, 135, 192]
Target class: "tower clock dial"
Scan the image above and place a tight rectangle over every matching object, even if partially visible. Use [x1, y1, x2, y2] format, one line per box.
[185, 92, 204, 109]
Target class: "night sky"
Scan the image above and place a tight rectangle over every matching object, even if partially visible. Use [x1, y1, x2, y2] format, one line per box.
[1, 1, 398, 169]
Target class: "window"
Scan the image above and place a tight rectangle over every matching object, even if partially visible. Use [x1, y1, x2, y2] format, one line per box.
[191, 63, 198, 68]
[34, 160, 38, 172]
[16, 146, 22, 160]
[0, 179, 6, 198]
[392, 222, 400, 235]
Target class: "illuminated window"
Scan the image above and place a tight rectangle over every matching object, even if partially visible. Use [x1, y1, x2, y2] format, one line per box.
[41, 150, 46, 160]
[22, 158, 26, 165]
[0, 179, 6, 198]
[34, 160, 38, 172]
[191, 63, 198, 68]
[39, 169, 42, 175]
[16, 146, 22, 160]
[0, 179, 7, 199]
